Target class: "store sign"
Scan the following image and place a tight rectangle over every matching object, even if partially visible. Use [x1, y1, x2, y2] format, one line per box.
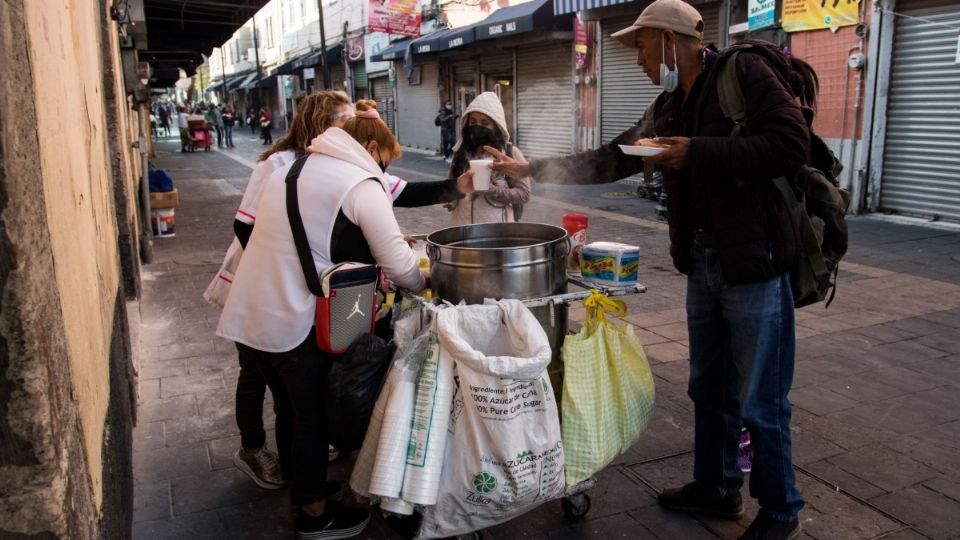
[367, 0, 422, 38]
[748, 0, 776, 31]
[303, 67, 315, 79]
[574, 17, 589, 69]
[347, 36, 364, 62]
[783, 0, 861, 32]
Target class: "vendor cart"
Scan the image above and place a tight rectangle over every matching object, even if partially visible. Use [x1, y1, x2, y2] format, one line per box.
[187, 120, 211, 152]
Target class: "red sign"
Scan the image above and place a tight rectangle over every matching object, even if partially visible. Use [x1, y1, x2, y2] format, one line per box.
[368, 0, 422, 38]
[574, 16, 588, 69]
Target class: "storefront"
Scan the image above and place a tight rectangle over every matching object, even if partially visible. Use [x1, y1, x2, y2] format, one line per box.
[875, 0, 960, 221]
[516, 43, 575, 158]
[370, 75, 395, 133]
[394, 59, 441, 149]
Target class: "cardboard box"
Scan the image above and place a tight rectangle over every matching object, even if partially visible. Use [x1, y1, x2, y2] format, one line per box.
[150, 188, 179, 209]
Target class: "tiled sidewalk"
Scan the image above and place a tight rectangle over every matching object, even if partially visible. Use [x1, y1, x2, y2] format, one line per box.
[133, 134, 960, 539]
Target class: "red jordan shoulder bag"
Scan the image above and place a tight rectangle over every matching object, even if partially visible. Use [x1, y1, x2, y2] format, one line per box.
[285, 156, 379, 354]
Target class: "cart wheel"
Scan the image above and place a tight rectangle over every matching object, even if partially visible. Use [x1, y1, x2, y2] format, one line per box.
[561, 493, 592, 519]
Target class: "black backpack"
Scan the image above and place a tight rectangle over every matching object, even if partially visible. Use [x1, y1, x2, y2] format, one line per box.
[715, 42, 852, 308]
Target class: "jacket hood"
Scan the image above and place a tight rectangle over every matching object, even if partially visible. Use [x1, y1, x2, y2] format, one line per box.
[307, 127, 391, 193]
[453, 92, 510, 152]
[307, 127, 391, 189]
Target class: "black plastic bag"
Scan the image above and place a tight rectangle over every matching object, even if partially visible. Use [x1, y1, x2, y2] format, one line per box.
[326, 333, 395, 453]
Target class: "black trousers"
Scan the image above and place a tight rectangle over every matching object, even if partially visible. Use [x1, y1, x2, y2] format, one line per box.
[236, 331, 334, 505]
[441, 129, 456, 158]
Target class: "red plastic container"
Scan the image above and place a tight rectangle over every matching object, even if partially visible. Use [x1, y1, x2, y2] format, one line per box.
[562, 212, 588, 272]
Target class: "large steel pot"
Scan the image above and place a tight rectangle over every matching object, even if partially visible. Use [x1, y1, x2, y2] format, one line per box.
[426, 223, 569, 383]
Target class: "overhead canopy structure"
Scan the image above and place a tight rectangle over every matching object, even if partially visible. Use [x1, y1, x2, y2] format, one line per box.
[369, 39, 413, 62]
[142, 0, 270, 77]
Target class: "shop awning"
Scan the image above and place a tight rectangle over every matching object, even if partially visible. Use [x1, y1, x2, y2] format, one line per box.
[411, 25, 476, 55]
[552, 0, 634, 16]
[369, 39, 412, 62]
[298, 44, 345, 70]
[236, 72, 259, 90]
[256, 75, 277, 89]
[275, 49, 313, 75]
[474, 0, 572, 41]
[205, 79, 226, 93]
[143, 0, 270, 76]
[225, 74, 251, 91]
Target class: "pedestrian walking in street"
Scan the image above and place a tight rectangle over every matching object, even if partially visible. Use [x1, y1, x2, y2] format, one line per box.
[434, 100, 457, 161]
[158, 105, 171, 137]
[487, 0, 812, 537]
[217, 94, 428, 540]
[247, 106, 257, 135]
[205, 91, 355, 493]
[259, 106, 273, 145]
[209, 104, 225, 148]
[177, 105, 191, 152]
[222, 105, 235, 147]
[445, 92, 530, 226]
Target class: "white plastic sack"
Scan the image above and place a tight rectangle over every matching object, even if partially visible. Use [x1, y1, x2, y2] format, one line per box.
[418, 300, 564, 539]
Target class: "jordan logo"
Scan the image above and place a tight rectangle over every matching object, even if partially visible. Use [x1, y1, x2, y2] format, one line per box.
[347, 292, 366, 320]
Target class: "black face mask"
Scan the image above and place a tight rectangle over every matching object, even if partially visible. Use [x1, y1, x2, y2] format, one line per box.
[463, 124, 504, 152]
[378, 160, 388, 173]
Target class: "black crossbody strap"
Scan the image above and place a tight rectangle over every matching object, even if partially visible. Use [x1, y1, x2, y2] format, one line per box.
[284, 156, 324, 296]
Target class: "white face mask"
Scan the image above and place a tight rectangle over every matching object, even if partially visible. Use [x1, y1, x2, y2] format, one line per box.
[660, 35, 679, 92]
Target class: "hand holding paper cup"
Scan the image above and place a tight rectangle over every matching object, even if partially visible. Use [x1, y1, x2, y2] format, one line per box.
[469, 159, 493, 191]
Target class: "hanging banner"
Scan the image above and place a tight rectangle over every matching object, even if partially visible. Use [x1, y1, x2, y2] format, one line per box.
[574, 16, 588, 69]
[782, 0, 861, 33]
[748, 0, 776, 31]
[368, 0, 422, 37]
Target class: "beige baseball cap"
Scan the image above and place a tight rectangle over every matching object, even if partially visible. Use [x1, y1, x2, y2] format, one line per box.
[611, 0, 705, 47]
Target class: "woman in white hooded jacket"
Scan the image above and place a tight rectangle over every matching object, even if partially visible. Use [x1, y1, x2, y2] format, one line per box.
[446, 91, 532, 225]
[217, 101, 431, 539]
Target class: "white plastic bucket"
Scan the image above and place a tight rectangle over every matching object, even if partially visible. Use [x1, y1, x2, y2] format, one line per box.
[151, 208, 176, 237]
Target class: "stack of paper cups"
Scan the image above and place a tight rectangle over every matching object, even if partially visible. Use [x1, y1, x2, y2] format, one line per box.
[370, 380, 416, 497]
[350, 370, 396, 497]
[402, 347, 455, 505]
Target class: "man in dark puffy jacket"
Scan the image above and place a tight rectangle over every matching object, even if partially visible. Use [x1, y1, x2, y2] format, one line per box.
[435, 101, 457, 162]
[488, 0, 807, 537]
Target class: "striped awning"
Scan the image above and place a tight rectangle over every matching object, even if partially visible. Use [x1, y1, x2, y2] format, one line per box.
[552, 0, 635, 15]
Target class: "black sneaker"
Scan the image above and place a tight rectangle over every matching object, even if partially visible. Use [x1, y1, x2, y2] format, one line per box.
[296, 506, 370, 540]
[739, 513, 800, 540]
[657, 481, 745, 520]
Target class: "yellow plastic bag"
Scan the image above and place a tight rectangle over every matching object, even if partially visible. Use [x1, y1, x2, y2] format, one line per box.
[561, 291, 656, 487]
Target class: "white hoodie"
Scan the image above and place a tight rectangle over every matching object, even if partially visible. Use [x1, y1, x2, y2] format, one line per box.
[217, 128, 423, 352]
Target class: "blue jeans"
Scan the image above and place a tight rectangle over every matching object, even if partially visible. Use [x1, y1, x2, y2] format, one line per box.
[686, 247, 804, 522]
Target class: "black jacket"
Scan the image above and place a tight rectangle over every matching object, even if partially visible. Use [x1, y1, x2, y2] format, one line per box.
[529, 48, 809, 285]
[435, 109, 457, 131]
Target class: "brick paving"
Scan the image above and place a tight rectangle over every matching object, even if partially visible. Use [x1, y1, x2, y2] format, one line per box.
[133, 132, 960, 539]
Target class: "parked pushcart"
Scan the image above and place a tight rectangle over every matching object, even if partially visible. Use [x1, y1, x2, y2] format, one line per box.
[187, 120, 211, 152]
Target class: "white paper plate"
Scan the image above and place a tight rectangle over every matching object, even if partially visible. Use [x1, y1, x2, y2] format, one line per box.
[619, 144, 666, 157]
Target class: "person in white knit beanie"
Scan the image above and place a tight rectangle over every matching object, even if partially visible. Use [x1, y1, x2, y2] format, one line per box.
[446, 92, 532, 225]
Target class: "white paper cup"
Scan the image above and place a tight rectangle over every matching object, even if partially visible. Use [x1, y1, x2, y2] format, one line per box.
[469, 159, 493, 190]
